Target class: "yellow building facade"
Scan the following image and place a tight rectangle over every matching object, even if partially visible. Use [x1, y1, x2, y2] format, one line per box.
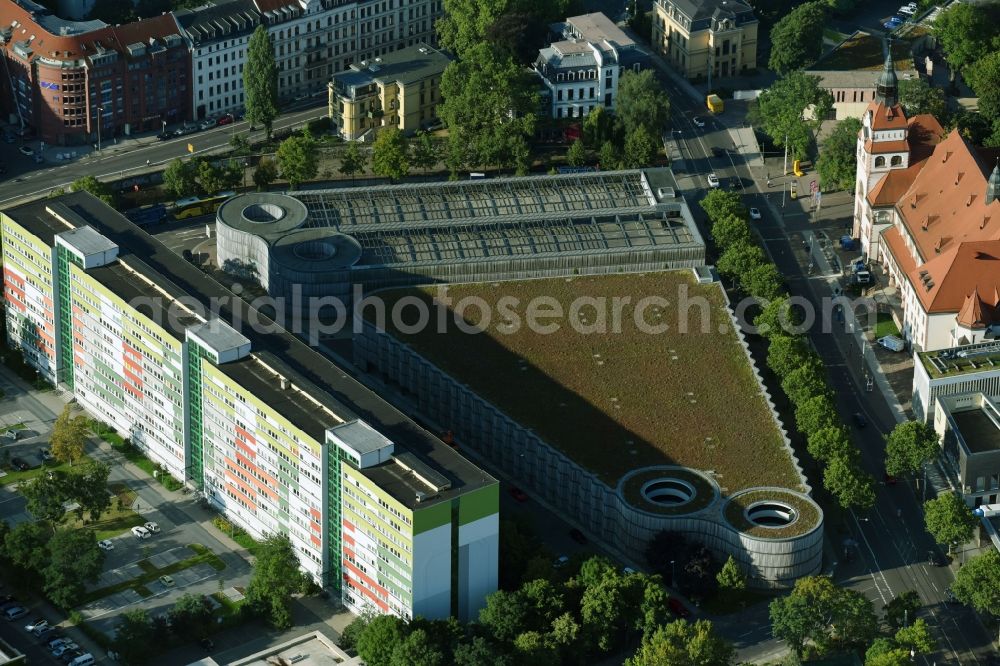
[652, 0, 758, 82]
[329, 43, 451, 141]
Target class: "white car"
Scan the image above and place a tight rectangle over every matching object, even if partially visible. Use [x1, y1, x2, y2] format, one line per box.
[199, 118, 216, 130]
[692, 116, 706, 128]
[749, 207, 762, 220]
[898, 5, 915, 14]
[98, 539, 114, 551]
[24, 619, 47, 632]
[143, 521, 160, 533]
[707, 173, 720, 188]
[131, 526, 150, 540]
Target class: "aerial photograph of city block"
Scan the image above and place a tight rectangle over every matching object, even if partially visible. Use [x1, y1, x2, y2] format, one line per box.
[1, 0, 1000, 662]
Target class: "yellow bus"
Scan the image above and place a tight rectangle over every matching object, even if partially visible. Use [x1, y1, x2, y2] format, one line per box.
[171, 191, 236, 220]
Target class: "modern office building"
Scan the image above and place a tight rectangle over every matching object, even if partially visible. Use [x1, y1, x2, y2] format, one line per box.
[328, 42, 450, 140]
[933, 392, 1000, 508]
[0, 192, 498, 621]
[533, 13, 646, 120]
[651, 0, 757, 82]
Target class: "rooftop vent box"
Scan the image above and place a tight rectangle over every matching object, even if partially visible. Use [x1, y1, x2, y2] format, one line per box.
[657, 186, 675, 199]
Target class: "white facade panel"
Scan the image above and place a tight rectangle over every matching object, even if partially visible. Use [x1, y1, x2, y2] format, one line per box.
[411, 522, 451, 620]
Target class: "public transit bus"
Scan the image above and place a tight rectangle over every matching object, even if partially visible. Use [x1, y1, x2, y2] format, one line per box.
[171, 191, 236, 220]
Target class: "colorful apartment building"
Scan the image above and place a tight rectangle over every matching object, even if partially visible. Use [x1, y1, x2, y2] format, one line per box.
[0, 192, 498, 621]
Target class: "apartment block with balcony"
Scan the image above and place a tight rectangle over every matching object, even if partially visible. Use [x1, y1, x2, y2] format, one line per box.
[651, 0, 757, 82]
[0, 191, 498, 620]
[328, 42, 450, 141]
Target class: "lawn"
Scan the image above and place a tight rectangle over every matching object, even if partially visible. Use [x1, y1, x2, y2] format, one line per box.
[814, 31, 914, 71]
[374, 272, 802, 493]
[873, 312, 900, 338]
[80, 543, 225, 604]
[64, 482, 145, 540]
[0, 455, 94, 487]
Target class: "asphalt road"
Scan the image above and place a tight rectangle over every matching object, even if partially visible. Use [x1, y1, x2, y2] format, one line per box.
[657, 65, 993, 662]
[0, 101, 329, 208]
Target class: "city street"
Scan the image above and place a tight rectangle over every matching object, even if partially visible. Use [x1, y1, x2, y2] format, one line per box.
[0, 101, 329, 209]
[654, 55, 995, 662]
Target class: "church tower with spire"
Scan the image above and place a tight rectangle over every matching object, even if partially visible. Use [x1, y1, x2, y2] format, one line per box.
[852, 44, 912, 257]
[988, 162, 1000, 205]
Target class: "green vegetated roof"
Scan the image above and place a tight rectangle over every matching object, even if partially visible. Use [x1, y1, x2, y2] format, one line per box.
[374, 271, 802, 493]
[813, 32, 914, 72]
[723, 489, 822, 539]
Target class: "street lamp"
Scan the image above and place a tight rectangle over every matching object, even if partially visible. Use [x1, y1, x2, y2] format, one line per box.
[96, 106, 104, 152]
[670, 560, 676, 588]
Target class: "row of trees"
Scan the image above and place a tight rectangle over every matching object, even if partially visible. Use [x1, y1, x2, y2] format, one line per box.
[113, 594, 217, 663]
[700, 189, 877, 509]
[769, 576, 936, 662]
[343, 554, 734, 666]
[163, 157, 245, 198]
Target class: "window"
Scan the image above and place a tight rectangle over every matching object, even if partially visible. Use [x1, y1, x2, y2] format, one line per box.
[874, 156, 886, 167]
[890, 155, 902, 166]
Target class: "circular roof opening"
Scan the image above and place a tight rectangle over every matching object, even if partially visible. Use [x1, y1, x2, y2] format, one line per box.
[641, 478, 695, 506]
[293, 239, 338, 261]
[242, 203, 286, 223]
[746, 501, 798, 528]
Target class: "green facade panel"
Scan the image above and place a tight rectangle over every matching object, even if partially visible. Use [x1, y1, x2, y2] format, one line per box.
[458, 484, 499, 526]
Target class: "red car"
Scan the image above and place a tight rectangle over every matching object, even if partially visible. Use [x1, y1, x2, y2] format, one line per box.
[216, 113, 235, 127]
[508, 486, 528, 502]
[668, 597, 691, 618]
[883, 472, 898, 485]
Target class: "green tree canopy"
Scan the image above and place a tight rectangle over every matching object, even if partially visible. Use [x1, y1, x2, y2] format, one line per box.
[755, 298, 805, 339]
[626, 619, 734, 666]
[479, 589, 530, 642]
[897, 78, 948, 118]
[245, 533, 310, 629]
[966, 50, 1000, 125]
[780, 362, 828, 406]
[717, 240, 766, 280]
[66, 460, 111, 522]
[244, 26, 279, 137]
[766, 334, 813, 377]
[339, 142, 367, 179]
[699, 189, 747, 224]
[114, 608, 156, 664]
[711, 214, 752, 250]
[951, 549, 1000, 616]
[70, 175, 115, 206]
[807, 425, 852, 462]
[770, 576, 874, 657]
[50, 404, 88, 465]
[825, 454, 876, 510]
[743, 262, 784, 301]
[439, 43, 538, 170]
[169, 593, 214, 640]
[923, 492, 977, 550]
[884, 420, 940, 477]
[752, 71, 833, 160]
[44, 529, 105, 607]
[566, 138, 587, 167]
[616, 70, 670, 136]
[768, 1, 827, 74]
[276, 135, 319, 190]
[2, 521, 47, 575]
[197, 159, 226, 195]
[716, 555, 747, 592]
[454, 636, 510, 666]
[817, 117, 862, 191]
[253, 157, 278, 191]
[372, 127, 411, 181]
[622, 124, 659, 168]
[865, 638, 911, 666]
[163, 159, 199, 198]
[583, 105, 614, 147]
[882, 590, 921, 631]
[894, 618, 936, 655]
[389, 628, 445, 666]
[598, 140, 620, 170]
[580, 570, 632, 652]
[795, 394, 839, 436]
[932, 2, 1000, 74]
[21, 472, 68, 523]
[356, 614, 408, 666]
[411, 133, 442, 172]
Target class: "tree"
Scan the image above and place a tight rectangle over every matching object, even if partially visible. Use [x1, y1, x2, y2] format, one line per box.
[70, 175, 114, 206]
[883, 590, 921, 631]
[884, 420, 940, 477]
[253, 157, 278, 191]
[767, 335, 812, 377]
[66, 460, 111, 522]
[816, 117, 862, 191]
[965, 51, 1000, 124]
[623, 125, 658, 168]
[598, 141, 620, 170]
[44, 529, 105, 607]
[897, 78, 947, 119]
[244, 26, 279, 137]
[743, 262, 784, 301]
[699, 189, 747, 224]
[2, 521, 48, 573]
[894, 618, 936, 655]
[795, 394, 838, 436]
[580, 571, 631, 651]
[807, 426, 852, 462]
[711, 214, 751, 250]
[866, 638, 911, 666]
[390, 628, 444, 666]
[169, 593, 213, 639]
[616, 70, 670, 137]
[163, 159, 199, 198]
[756, 298, 804, 339]
[636, 577, 671, 640]
[770, 576, 871, 657]
[340, 142, 367, 180]
[372, 127, 411, 181]
[780, 362, 828, 406]
[768, 2, 828, 74]
[197, 159, 226, 195]
[230, 132, 251, 154]
[221, 159, 244, 190]
[951, 549, 1000, 616]
[439, 44, 538, 169]
[583, 106, 614, 147]
[50, 405, 88, 466]
[21, 473, 68, 523]
[716, 240, 765, 281]
[566, 138, 587, 167]
[411, 133, 441, 172]
[245, 534, 310, 629]
[932, 2, 1000, 74]
[518, 578, 564, 630]
[479, 589, 529, 642]
[513, 631, 558, 665]
[454, 636, 509, 666]
[436, 0, 509, 58]
[716, 555, 747, 592]
[356, 614, 407, 666]
[752, 71, 833, 160]
[114, 608, 156, 665]
[923, 492, 977, 551]
[626, 619, 734, 666]
[825, 454, 876, 510]
[276, 136, 319, 190]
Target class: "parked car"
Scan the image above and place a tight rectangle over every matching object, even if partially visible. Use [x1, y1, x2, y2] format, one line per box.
[131, 526, 151, 539]
[552, 555, 570, 568]
[707, 173, 720, 188]
[3, 606, 27, 620]
[853, 412, 868, 428]
[24, 618, 47, 632]
[692, 116, 706, 128]
[508, 486, 528, 502]
[33, 624, 53, 637]
[878, 335, 905, 352]
[569, 528, 588, 545]
[668, 597, 691, 618]
[749, 207, 762, 220]
[216, 113, 235, 126]
[18, 146, 33, 156]
[156, 132, 173, 141]
[928, 550, 947, 567]
[98, 539, 114, 551]
[52, 641, 79, 657]
[47, 636, 69, 650]
[899, 5, 916, 15]
[10, 457, 29, 471]
[39, 448, 53, 461]
[199, 118, 216, 131]
[144, 521, 160, 533]
[159, 575, 175, 587]
[883, 472, 898, 485]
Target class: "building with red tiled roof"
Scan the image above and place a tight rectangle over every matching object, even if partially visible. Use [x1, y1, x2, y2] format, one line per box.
[0, 0, 189, 145]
